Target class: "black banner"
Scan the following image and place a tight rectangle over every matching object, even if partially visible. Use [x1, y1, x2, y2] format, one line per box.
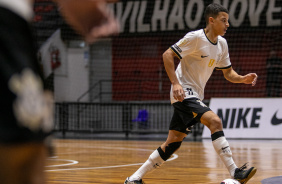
[33, 0, 282, 41]
[112, 0, 282, 34]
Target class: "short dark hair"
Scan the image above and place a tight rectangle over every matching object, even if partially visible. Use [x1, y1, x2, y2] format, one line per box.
[204, 3, 229, 25]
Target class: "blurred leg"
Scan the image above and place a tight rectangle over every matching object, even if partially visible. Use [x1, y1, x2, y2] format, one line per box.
[0, 142, 48, 184]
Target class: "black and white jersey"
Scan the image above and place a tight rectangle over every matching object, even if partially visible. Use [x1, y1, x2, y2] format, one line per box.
[170, 29, 231, 103]
[0, 4, 53, 143]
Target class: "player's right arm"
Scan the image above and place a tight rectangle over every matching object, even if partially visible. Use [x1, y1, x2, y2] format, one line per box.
[163, 49, 185, 102]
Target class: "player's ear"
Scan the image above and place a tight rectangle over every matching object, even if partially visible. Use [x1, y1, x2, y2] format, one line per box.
[209, 17, 214, 24]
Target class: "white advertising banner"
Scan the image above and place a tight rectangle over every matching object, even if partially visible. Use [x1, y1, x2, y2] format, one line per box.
[202, 98, 282, 139]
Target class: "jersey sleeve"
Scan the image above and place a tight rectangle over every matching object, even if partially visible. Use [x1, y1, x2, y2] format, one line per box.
[170, 31, 198, 59]
[215, 38, 231, 69]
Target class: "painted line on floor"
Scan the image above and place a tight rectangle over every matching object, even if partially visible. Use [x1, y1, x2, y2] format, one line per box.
[45, 152, 178, 172]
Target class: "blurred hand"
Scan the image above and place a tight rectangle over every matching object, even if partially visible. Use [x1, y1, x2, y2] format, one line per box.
[57, 0, 119, 43]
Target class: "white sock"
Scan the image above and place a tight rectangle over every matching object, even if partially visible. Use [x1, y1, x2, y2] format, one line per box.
[129, 149, 164, 181]
[212, 136, 237, 177]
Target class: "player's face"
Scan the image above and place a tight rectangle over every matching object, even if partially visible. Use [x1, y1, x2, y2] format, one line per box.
[213, 12, 229, 36]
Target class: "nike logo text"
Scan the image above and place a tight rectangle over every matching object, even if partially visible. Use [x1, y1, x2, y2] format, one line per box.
[271, 110, 282, 125]
[201, 55, 209, 58]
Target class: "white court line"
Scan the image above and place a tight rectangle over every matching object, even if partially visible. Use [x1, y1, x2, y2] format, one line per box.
[45, 153, 178, 172]
[49, 156, 58, 159]
[46, 158, 79, 167]
[46, 163, 144, 172]
[56, 143, 155, 152]
[167, 153, 178, 161]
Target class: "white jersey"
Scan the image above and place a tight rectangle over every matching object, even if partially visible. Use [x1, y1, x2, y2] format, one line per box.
[0, 0, 33, 21]
[170, 29, 231, 103]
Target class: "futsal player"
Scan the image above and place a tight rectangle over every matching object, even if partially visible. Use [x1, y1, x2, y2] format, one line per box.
[125, 3, 257, 184]
[0, 0, 118, 183]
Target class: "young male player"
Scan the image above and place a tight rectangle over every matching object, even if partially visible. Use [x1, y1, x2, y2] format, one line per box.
[124, 3, 257, 184]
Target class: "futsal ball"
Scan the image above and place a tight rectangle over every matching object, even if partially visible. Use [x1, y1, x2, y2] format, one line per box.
[220, 179, 240, 184]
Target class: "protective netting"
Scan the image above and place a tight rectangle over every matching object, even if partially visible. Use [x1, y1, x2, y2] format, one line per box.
[33, 0, 282, 102]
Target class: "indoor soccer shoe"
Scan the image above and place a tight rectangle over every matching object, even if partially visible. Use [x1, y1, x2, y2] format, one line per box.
[124, 177, 145, 184]
[234, 163, 257, 184]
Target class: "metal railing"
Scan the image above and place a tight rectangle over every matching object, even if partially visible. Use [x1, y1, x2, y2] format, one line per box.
[54, 102, 204, 139]
[76, 79, 171, 102]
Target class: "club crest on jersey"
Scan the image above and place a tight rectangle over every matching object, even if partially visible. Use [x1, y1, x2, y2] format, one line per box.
[177, 37, 189, 47]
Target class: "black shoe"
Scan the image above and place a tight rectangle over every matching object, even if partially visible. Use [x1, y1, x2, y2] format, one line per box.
[234, 163, 257, 184]
[124, 177, 145, 184]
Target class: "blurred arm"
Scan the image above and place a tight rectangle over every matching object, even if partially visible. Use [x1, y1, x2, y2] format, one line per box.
[54, 0, 119, 43]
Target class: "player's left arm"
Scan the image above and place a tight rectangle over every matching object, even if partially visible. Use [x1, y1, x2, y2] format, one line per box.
[222, 67, 258, 86]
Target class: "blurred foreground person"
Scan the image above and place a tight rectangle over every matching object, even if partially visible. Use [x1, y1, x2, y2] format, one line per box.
[0, 0, 119, 183]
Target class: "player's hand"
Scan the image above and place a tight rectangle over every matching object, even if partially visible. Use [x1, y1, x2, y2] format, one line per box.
[57, 0, 119, 43]
[173, 83, 185, 102]
[243, 73, 258, 86]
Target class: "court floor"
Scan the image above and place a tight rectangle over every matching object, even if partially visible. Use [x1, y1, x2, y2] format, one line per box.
[46, 139, 282, 184]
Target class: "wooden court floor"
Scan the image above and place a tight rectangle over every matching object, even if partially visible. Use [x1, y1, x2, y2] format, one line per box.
[46, 139, 282, 184]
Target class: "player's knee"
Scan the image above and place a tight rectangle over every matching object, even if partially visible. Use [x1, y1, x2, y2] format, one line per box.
[157, 141, 182, 161]
[210, 116, 221, 125]
[209, 116, 223, 131]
